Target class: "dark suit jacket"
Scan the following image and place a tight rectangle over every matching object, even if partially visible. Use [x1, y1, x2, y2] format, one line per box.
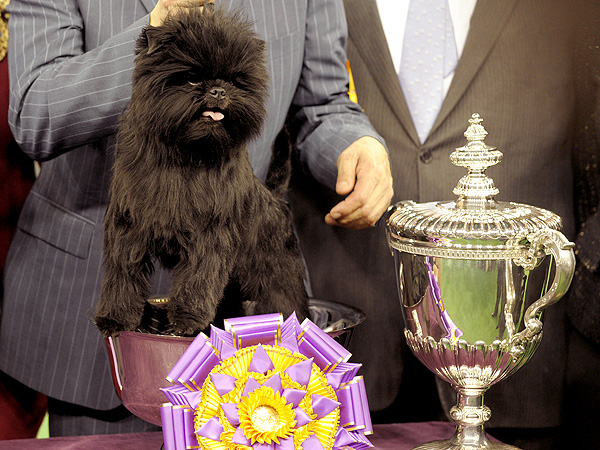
[291, 0, 578, 428]
[1, 0, 381, 410]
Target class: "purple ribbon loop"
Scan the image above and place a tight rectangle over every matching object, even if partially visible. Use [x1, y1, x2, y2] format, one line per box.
[232, 426, 251, 446]
[297, 338, 331, 373]
[181, 390, 203, 410]
[345, 430, 374, 450]
[167, 333, 212, 383]
[262, 372, 283, 394]
[311, 394, 340, 419]
[172, 406, 191, 449]
[277, 436, 295, 450]
[210, 325, 237, 359]
[282, 388, 306, 408]
[182, 408, 197, 448]
[281, 313, 301, 341]
[226, 314, 282, 348]
[326, 372, 345, 391]
[327, 362, 361, 390]
[337, 377, 372, 434]
[302, 435, 326, 450]
[281, 335, 300, 354]
[294, 407, 311, 427]
[242, 377, 261, 397]
[284, 358, 313, 388]
[160, 385, 190, 406]
[186, 350, 221, 390]
[160, 404, 177, 450]
[221, 402, 240, 426]
[333, 427, 355, 447]
[248, 345, 275, 374]
[210, 373, 237, 397]
[225, 313, 283, 331]
[336, 387, 353, 428]
[196, 416, 223, 440]
[298, 320, 351, 371]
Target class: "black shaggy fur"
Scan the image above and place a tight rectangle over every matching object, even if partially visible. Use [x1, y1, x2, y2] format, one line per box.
[94, 6, 309, 337]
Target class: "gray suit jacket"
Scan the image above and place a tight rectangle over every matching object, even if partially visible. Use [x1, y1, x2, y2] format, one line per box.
[291, 0, 577, 427]
[1, 0, 381, 410]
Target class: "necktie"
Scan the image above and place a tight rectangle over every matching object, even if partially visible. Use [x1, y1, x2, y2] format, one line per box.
[399, 0, 458, 143]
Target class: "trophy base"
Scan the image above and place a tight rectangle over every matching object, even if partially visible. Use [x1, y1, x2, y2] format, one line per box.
[413, 439, 520, 450]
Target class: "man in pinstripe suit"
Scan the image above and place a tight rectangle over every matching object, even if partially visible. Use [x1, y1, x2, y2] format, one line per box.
[1, 0, 393, 436]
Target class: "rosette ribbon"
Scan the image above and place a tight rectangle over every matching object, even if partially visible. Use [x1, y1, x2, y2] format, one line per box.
[160, 313, 373, 450]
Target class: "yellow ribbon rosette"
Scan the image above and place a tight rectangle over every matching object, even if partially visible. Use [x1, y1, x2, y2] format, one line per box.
[160, 313, 373, 450]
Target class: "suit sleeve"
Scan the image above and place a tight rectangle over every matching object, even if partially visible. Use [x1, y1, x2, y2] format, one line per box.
[7, 0, 148, 161]
[290, 0, 385, 190]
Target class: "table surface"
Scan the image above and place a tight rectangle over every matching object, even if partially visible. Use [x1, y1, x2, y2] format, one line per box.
[0, 422, 464, 449]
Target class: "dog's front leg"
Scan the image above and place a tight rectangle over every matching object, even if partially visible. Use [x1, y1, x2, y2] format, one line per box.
[168, 243, 234, 336]
[239, 208, 310, 323]
[95, 213, 152, 337]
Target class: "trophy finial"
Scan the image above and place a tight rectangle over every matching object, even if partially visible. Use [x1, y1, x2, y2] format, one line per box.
[464, 113, 488, 142]
[450, 113, 503, 209]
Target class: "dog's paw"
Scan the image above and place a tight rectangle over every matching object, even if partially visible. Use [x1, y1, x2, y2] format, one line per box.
[172, 322, 203, 337]
[170, 315, 207, 337]
[94, 315, 139, 338]
[168, 307, 210, 337]
[94, 316, 125, 338]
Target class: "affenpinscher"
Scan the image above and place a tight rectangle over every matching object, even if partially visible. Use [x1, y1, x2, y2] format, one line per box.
[94, 6, 309, 337]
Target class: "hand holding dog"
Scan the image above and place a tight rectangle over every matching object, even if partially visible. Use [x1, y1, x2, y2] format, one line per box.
[325, 136, 393, 229]
[150, 0, 215, 27]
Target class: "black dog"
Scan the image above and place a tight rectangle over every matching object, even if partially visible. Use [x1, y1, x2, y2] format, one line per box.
[94, 6, 309, 337]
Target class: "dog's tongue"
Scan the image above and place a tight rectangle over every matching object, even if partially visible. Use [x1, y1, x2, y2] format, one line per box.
[202, 110, 224, 121]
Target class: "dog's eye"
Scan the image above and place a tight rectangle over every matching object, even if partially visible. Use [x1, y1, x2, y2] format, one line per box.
[188, 81, 202, 87]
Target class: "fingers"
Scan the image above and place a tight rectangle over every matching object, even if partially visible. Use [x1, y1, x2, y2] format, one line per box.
[325, 137, 393, 229]
[334, 147, 359, 196]
[150, 0, 215, 27]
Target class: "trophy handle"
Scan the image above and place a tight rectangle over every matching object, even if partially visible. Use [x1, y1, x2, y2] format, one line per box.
[510, 229, 575, 355]
[386, 201, 417, 256]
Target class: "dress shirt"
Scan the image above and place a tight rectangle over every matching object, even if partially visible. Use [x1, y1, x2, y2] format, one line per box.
[375, 0, 477, 96]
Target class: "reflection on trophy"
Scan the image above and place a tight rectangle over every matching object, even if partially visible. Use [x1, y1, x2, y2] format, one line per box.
[386, 114, 576, 450]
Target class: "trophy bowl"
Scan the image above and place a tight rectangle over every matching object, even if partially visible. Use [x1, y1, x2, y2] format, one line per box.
[105, 298, 365, 426]
[386, 114, 576, 450]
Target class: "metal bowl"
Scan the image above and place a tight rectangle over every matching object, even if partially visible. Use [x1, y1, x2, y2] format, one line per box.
[105, 298, 365, 426]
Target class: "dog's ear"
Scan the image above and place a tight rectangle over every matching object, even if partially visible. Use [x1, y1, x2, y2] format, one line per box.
[143, 26, 169, 55]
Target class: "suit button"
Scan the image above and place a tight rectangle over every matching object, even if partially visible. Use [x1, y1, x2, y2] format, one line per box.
[419, 148, 432, 164]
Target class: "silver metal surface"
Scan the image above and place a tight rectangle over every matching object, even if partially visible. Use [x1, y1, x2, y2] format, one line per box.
[413, 439, 519, 450]
[105, 298, 365, 426]
[386, 114, 576, 450]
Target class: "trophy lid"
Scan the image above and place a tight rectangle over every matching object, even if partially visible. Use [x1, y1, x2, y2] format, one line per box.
[387, 113, 563, 259]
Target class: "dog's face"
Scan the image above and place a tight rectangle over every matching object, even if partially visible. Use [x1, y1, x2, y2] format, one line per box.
[131, 7, 269, 159]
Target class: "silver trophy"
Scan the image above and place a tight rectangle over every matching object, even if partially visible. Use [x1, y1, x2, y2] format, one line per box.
[386, 114, 575, 450]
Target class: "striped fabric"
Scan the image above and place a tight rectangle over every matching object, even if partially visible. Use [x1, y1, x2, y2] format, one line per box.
[1, 0, 382, 415]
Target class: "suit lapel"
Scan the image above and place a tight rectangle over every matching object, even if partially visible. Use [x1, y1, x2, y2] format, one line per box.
[431, 0, 519, 136]
[139, 0, 156, 14]
[345, 0, 420, 145]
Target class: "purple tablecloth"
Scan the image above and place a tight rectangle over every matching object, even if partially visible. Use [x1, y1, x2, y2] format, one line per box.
[0, 422, 468, 449]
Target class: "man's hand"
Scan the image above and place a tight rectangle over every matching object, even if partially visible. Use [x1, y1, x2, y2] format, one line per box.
[325, 136, 393, 229]
[150, 0, 215, 27]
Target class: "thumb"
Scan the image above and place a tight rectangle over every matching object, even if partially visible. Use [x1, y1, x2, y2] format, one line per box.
[335, 150, 358, 196]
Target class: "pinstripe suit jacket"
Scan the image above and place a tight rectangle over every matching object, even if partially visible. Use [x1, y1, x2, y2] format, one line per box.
[291, 0, 578, 427]
[1, 0, 382, 410]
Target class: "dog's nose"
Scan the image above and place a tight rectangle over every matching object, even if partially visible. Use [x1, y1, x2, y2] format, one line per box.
[209, 87, 226, 99]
